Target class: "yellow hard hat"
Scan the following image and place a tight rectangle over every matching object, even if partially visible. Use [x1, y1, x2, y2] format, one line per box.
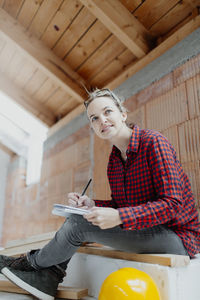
[98, 267, 161, 300]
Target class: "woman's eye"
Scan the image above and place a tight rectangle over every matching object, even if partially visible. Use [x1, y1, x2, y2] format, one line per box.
[91, 116, 98, 122]
[105, 109, 112, 115]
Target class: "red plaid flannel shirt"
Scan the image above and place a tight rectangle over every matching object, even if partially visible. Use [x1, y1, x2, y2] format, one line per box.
[95, 125, 200, 257]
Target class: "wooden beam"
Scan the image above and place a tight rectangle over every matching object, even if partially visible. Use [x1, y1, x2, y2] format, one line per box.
[79, 0, 152, 58]
[0, 74, 55, 126]
[0, 8, 86, 103]
[0, 279, 88, 299]
[107, 14, 200, 90]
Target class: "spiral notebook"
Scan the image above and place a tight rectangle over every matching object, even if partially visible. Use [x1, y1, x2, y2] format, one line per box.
[52, 204, 90, 217]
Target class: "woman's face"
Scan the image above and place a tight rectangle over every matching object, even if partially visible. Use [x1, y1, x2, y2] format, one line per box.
[87, 96, 127, 140]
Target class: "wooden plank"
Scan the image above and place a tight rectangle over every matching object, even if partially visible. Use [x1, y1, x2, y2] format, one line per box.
[17, 0, 44, 29]
[78, 246, 190, 267]
[13, 59, 37, 88]
[89, 48, 136, 86]
[77, 34, 127, 80]
[0, 8, 86, 103]
[28, 0, 63, 39]
[0, 41, 15, 73]
[0, 74, 55, 126]
[45, 87, 69, 111]
[118, 0, 141, 12]
[55, 96, 79, 117]
[133, 0, 179, 29]
[53, 7, 96, 59]
[1, 234, 190, 268]
[24, 69, 47, 96]
[80, 0, 151, 58]
[41, 0, 82, 49]
[3, 0, 24, 18]
[34, 77, 59, 103]
[149, 1, 199, 35]
[64, 20, 111, 71]
[0, 279, 88, 299]
[4, 50, 25, 81]
[107, 15, 200, 90]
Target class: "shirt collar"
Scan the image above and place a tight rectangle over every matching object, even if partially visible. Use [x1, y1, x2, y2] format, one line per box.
[112, 125, 141, 157]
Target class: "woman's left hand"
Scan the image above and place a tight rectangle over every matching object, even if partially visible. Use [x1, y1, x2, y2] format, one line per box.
[84, 207, 122, 229]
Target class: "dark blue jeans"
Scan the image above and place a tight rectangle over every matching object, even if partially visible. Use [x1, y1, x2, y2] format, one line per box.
[29, 214, 188, 269]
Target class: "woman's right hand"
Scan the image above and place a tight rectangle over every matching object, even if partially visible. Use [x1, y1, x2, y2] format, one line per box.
[68, 192, 95, 209]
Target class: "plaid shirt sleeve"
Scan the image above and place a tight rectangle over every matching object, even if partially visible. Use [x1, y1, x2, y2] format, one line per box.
[118, 135, 185, 230]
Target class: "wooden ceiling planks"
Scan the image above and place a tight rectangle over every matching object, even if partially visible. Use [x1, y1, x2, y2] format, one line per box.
[0, 0, 199, 128]
[133, 0, 180, 30]
[64, 19, 111, 72]
[17, 0, 44, 29]
[0, 41, 16, 73]
[28, 0, 64, 39]
[23, 69, 48, 96]
[33, 78, 59, 104]
[77, 34, 133, 81]
[149, 1, 200, 35]
[89, 49, 136, 87]
[79, 0, 151, 58]
[4, 50, 25, 82]
[52, 7, 96, 60]
[41, 0, 82, 49]
[2, 0, 24, 18]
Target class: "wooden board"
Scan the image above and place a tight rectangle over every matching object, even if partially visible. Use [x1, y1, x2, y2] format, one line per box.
[0, 232, 190, 268]
[0, 278, 88, 299]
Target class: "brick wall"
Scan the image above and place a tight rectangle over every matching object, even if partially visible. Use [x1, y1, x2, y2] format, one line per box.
[2, 53, 200, 246]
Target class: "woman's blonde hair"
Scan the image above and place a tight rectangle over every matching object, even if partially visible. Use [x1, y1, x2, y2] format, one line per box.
[84, 88, 127, 113]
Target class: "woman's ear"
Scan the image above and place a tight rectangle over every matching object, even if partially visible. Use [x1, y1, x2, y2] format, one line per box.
[122, 112, 127, 122]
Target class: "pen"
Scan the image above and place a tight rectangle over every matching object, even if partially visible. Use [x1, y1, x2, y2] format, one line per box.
[81, 178, 92, 196]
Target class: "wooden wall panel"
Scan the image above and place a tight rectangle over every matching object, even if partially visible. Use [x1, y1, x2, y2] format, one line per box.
[5, 51, 25, 81]
[146, 83, 189, 131]
[13, 60, 37, 88]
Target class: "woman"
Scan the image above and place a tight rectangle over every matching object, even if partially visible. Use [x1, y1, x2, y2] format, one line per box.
[1, 88, 200, 300]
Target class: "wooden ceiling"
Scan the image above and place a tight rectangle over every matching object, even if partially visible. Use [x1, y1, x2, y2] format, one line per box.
[0, 0, 199, 130]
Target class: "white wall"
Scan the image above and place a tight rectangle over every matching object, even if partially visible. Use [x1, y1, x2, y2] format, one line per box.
[0, 149, 10, 246]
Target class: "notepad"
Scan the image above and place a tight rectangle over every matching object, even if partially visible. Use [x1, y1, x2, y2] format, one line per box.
[52, 204, 90, 217]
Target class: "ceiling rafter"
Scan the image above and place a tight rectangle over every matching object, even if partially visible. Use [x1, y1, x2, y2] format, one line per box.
[79, 0, 152, 58]
[0, 74, 56, 126]
[0, 8, 87, 104]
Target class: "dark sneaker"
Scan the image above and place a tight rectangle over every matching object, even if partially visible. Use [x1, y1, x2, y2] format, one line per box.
[0, 255, 18, 271]
[2, 265, 66, 300]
